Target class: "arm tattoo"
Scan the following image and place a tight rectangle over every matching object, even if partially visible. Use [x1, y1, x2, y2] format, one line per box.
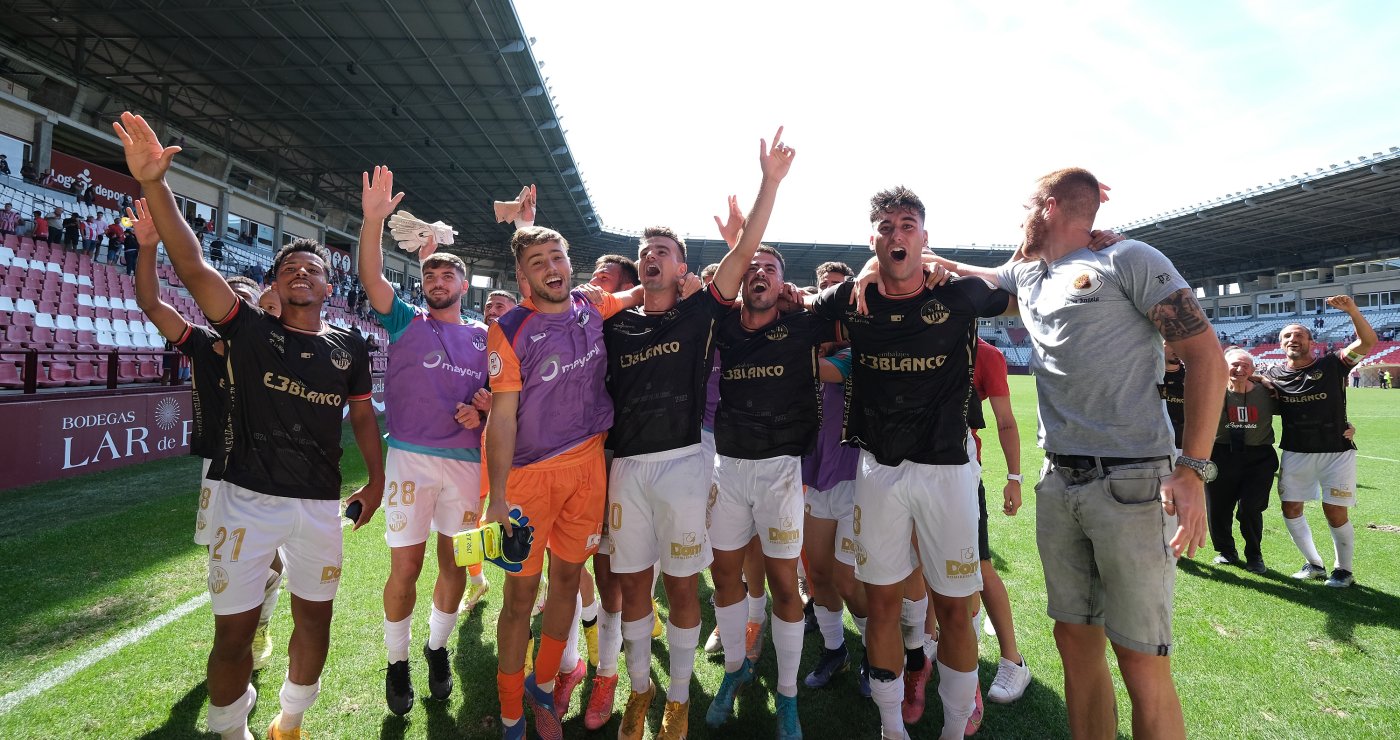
[1148, 288, 1211, 342]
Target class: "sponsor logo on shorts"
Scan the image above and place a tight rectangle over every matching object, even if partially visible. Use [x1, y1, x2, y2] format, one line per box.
[196, 513, 207, 531]
[945, 547, 978, 578]
[199, 487, 212, 509]
[768, 516, 799, 545]
[209, 565, 229, 594]
[387, 511, 408, 532]
[320, 565, 342, 584]
[331, 348, 353, 371]
[920, 299, 950, 325]
[586, 532, 602, 550]
[840, 536, 857, 555]
[706, 484, 718, 529]
[852, 538, 867, 566]
[671, 531, 703, 559]
[1329, 487, 1354, 499]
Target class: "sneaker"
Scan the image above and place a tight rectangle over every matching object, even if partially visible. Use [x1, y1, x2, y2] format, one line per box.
[704, 625, 724, 654]
[922, 635, 938, 663]
[1244, 560, 1268, 575]
[423, 643, 453, 701]
[583, 673, 618, 730]
[858, 655, 872, 699]
[524, 632, 535, 677]
[532, 588, 548, 618]
[983, 616, 997, 638]
[585, 620, 600, 667]
[251, 622, 273, 671]
[1325, 568, 1355, 588]
[385, 659, 415, 716]
[618, 681, 656, 740]
[658, 699, 689, 740]
[964, 683, 984, 736]
[523, 672, 562, 740]
[552, 659, 587, 719]
[987, 657, 1031, 704]
[706, 658, 755, 727]
[971, 609, 984, 641]
[797, 575, 811, 604]
[1292, 562, 1327, 580]
[462, 579, 491, 612]
[776, 693, 802, 739]
[900, 657, 931, 724]
[744, 619, 767, 661]
[1213, 553, 1238, 566]
[803, 643, 849, 689]
[500, 717, 526, 740]
[652, 601, 664, 638]
[267, 714, 308, 740]
[803, 599, 818, 634]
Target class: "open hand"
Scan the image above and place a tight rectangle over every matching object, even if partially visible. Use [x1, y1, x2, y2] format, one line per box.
[112, 112, 181, 184]
[362, 165, 406, 221]
[127, 199, 157, 248]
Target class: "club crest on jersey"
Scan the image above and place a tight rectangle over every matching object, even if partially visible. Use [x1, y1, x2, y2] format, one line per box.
[576, 310, 590, 327]
[1307, 371, 1324, 381]
[765, 325, 790, 341]
[331, 348, 352, 370]
[1066, 270, 1104, 299]
[920, 299, 950, 325]
[473, 334, 487, 351]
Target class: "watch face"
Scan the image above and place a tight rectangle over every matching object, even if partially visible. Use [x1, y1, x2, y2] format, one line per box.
[1204, 460, 1219, 483]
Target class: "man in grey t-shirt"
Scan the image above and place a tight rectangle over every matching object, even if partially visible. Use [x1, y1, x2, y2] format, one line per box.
[937, 167, 1224, 740]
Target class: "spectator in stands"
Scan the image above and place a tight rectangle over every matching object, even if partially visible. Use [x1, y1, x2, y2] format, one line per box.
[123, 228, 139, 275]
[105, 219, 124, 263]
[61, 213, 80, 251]
[81, 214, 98, 254]
[0, 154, 9, 176]
[209, 237, 224, 267]
[20, 161, 37, 182]
[46, 207, 63, 235]
[0, 203, 18, 236]
[192, 213, 206, 234]
[82, 183, 96, 207]
[119, 193, 132, 211]
[32, 210, 50, 244]
[94, 210, 108, 244]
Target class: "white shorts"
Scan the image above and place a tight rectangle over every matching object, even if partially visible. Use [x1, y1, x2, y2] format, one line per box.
[806, 479, 857, 566]
[382, 447, 482, 548]
[1279, 450, 1357, 507]
[194, 457, 220, 546]
[606, 444, 713, 578]
[700, 429, 717, 477]
[207, 484, 343, 616]
[710, 454, 804, 559]
[852, 449, 982, 596]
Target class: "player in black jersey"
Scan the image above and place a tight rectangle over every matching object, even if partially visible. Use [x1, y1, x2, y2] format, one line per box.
[704, 245, 838, 738]
[116, 112, 384, 740]
[606, 129, 795, 740]
[806, 187, 1012, 740]
[130, 199, 290, 675]
[1263, 296, 1376, 588]
[1160, 342, 1187, 450]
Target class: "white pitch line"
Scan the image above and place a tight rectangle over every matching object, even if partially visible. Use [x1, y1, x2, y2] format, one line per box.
[0, 591, 208, 716]
[1358, 454, 1400, 463]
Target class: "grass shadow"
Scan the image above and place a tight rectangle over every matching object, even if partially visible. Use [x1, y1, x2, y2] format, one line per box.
[135, 679, 211, 739]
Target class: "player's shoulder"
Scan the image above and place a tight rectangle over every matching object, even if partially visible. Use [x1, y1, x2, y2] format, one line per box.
[495, 303, 536, 342]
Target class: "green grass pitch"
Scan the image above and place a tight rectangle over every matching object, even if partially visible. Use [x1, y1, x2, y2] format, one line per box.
[1, 376, 1398, 738]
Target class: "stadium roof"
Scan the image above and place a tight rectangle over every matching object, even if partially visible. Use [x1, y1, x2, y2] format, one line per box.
[2, 2, 1393, 287]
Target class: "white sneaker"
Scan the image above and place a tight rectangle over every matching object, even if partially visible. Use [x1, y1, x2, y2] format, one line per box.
[704, 625, 723, 654]
[971, 609, 984, 640]
[987, 657, 1031, 704]
[983, 614, 997, 638]
[921, 635, 938, 662]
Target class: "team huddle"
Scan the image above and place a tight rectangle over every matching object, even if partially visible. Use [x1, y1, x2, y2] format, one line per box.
[111, 112, 1370, 740]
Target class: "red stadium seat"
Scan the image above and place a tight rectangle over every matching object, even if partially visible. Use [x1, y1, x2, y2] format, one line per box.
[73, 362, 100, 385]
[29, 327, 54, 347]
[4, 325, 28, 344]
[10, 312, 33, 327]
[0, 361, 22, 389]
[138, 360, 161, 381]
[39, 362, 75, 388]
[118, 360, 139, 382]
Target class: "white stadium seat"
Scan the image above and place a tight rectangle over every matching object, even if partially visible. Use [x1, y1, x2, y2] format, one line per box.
[75, 316, 95, 331]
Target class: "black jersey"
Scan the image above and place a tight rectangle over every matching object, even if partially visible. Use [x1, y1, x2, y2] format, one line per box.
[215, 301, 372, 500]
[174, 322, 227, 464]
[811, 277, 1011, 466]
[1159, 363, 1187, 448]
[604, 284, 733, 458]
[1263, 352, 1355, 453]
[713, 310, 834, 460]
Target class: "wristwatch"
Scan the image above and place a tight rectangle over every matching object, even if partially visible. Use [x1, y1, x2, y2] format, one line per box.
[1006, 473, 1023, 483]
[1175, 455, 1218, 483]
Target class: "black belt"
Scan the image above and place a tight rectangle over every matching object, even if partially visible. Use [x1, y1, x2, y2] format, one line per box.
[1048, 454, 1170, 473]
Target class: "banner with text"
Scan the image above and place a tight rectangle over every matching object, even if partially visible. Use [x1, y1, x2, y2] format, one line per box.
[46, 151, 142, 211]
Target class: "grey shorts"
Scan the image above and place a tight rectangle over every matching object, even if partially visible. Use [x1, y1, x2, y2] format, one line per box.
[1035, 456, 1178, 656]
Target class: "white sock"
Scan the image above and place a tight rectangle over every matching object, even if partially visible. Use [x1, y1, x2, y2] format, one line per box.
[581, 597, 600, 623]
[870, 669, 904, 737]
[622, 614, 654, 694]
[207, 684, 256, 736]
[258, 568, 282, 626]
[665, 621, 701, 703]
[1285, 515, 1324, 567]
[853, 614, 868, 644]
[900, 597, 928, 651]
[816, 604, 845, 650]
[1330, 521, 1355, 572]
[715, 600, 748, 672]
[471, 570, 488, 586]
[651, 566, 661, 598]
[277, 675, 319, 730]
[561, 592, 583, 672]
[598, 608, 623, 677]
[747, 592, 768, 624]
[427, 605, 459, 651]
[384, 616, 411, 663]
[936, 660, 977, 739]
[772, 615, 804, 698]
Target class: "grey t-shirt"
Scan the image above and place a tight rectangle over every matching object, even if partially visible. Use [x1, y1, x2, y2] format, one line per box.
[995, 240, 1188, 458]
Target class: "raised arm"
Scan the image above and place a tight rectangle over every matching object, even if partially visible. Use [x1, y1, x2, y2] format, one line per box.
[1331, 295, 1378, 362]
[1152, 288, 1226, 559]
[711, 127, 796, 300]
[129, 199, 189, 342]
[358, 166, 405, 315]
[113, 112, 235, 322]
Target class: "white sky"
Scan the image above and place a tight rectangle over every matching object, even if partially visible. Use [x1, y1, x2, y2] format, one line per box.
[514, 0, 1400, 249]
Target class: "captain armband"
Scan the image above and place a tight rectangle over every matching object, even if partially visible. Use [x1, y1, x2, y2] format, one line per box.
[1345, 349, 1364, 364]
